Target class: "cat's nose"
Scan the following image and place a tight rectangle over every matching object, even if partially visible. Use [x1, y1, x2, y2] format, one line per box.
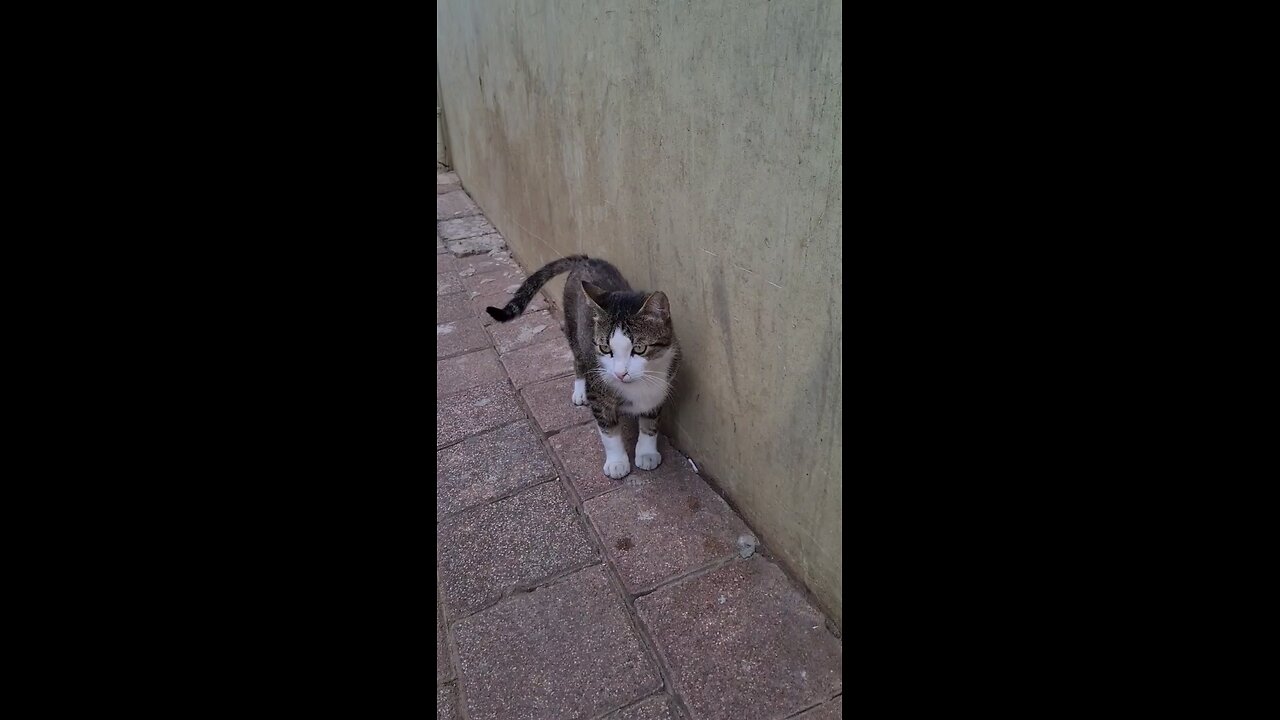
[615, 370, 629, 380]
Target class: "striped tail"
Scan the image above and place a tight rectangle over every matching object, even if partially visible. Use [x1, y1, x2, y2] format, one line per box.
[485, 255, 587, 322]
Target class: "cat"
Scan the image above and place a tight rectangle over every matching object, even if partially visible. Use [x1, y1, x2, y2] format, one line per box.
[487, 255, 680, 479]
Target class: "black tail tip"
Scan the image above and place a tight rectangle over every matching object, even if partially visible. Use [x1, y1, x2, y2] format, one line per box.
[486, 306, 514, 322]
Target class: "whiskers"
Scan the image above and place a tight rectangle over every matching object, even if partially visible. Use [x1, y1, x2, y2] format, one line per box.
[587, 367, 674, 399]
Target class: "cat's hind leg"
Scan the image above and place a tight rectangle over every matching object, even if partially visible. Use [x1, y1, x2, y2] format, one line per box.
[564, 313, 590, 407]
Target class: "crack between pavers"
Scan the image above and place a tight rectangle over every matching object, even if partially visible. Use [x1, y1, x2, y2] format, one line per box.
[437, 342, 498, 362]
[436, 475, 560, 526]
[779, 692, 842, 720]
[441, 558, 605, 624]
[440, 567, 473, 720]
[586, 689, 672, 720]
[624, 553, 741, 601]
[434, 416, 527, 453]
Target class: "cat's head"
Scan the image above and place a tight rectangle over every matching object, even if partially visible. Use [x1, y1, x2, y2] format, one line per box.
[582, 281, 676, 385]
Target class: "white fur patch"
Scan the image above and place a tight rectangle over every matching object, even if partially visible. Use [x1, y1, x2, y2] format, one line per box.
[598, 425, 630, 479]
[572, 378, 587, 406]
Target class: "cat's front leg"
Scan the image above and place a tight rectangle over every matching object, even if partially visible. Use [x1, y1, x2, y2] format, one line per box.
[635, 411, 662, 471]
[590, 393, 629, 479]
[597, 423, 630, 479]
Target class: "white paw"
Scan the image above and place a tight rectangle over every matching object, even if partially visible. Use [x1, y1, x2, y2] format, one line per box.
[572, 388, 587, 406]
[635, 452, 662, 471]
[603, 457, 631, 479]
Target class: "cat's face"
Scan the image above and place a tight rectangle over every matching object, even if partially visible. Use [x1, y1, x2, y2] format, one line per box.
[582, 284, 675, 385]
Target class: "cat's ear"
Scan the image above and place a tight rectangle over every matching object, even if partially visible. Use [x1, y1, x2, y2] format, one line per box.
[581, 281, 609, 310]
[639, 291, 670, 321]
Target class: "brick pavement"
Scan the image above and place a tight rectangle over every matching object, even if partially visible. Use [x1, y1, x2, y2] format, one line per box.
[436, 169, 841, 720]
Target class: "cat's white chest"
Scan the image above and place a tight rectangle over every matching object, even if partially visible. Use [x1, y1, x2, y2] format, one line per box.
[615, 379, 668, 415]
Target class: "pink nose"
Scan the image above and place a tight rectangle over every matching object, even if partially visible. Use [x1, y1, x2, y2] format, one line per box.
[615, 371, 629, 380]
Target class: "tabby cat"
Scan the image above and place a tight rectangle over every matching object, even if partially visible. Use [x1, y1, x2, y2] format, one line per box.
[487, 255, 680, 479]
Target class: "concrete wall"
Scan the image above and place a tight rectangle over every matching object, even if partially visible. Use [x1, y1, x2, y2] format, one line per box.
[437, 0, 842, 626]
[436, 70, 448, 165]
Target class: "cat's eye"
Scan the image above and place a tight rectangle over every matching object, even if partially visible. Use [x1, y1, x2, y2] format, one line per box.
[598, 344, 611, 355]
[632, 345, 648, 355]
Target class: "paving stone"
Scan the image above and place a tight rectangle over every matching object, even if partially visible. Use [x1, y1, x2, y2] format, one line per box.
[437, 381, 524, 447]
[521, 375, 592, 433]
[462, 270, 510, 295]
[437, 292, 472, 324]
[488, 309, 560, 354]
[436, 421, 556, 519]
[551, 421, 695, 501]
[439, 215, 497, 241]
[454, 252, 519, 277]
[499, 336, 575, 388]
[437, 253, 458, 274]
[438, 182, 461, 195]
[437, 317, 492, 359]
[472, 289, 546, 325]
[437, 349, 507, 396]
[585, 469, 750, 594]
[448, 232, 506, 257]
[454, 565, 661, 720]
[437, 190, 481, 220]
[795, 696, 842, 719]
[635, 558, 842, 720]
[437, 684, 460, 720]
[437, 593, 453, 682]
[437, 272, 463, 296]
[605, 695, 677, 720]
[437, 170, 460, 186]
[438, 482, 598, 618]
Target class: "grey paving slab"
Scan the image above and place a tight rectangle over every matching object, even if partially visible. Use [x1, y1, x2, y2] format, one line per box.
[585, 469, 750, 594]
[448, 232, 506, 257]
[438, 215, 496, 241]
[454, 565, 661, 720]
[437, 348, 508, 396]
[521, 375, 593, 433]
[462, 270, 512, 296]
[437, 292, 471, 324]
[551, 421, 695, 501]
[437, 170, 460, 186]
[499, 336, 576, 388]
[488, 309, 560, 354]
[437, 317, 493, 359]
[437, 272, 463, 296]
[437, 190, 481, 220]
[437, 381, 524, 448]
[437, 253, 458, 274]
[454, 253, 520, 277]
[635, 557, 842, 720]
[438, 481, 598, 618]
[436, 421, 556, 520]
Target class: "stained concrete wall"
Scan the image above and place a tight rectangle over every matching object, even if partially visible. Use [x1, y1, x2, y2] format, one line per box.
[437, 0, 842, 626]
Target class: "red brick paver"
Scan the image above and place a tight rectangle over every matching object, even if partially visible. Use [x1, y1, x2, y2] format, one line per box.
[454, 566, 661, 720]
